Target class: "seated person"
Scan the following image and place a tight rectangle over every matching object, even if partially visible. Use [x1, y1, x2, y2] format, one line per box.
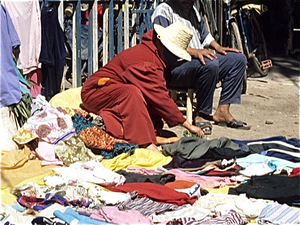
[151, 0, 250, 135]
[81, 22, 204, 153]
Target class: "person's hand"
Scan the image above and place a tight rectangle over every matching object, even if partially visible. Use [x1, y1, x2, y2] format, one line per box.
[188, 48, 217, 65]
[182, 120, 205, 138]
[214, 46, 242, 55]
[188, 124, 205, 138]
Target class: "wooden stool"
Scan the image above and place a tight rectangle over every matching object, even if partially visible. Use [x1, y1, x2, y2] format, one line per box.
[169, 88, 196, 124]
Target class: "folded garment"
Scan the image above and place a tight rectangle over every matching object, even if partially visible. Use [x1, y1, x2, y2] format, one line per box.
[54, 207, 113, 225]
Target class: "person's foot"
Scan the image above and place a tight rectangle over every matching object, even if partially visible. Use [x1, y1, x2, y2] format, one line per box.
[194, 116, 212, 135]
[146, 143, 161, 153]
[213, 104, 250, 130]
[156, 136, 180, 145]
[212, 104, 234, 124]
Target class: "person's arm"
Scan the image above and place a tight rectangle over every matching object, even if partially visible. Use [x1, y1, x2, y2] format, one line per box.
[124, 62, 204, 138]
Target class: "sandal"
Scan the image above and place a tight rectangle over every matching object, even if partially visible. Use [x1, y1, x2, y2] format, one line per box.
[215, 119, 251, 130]
[195, 122, 213, 135]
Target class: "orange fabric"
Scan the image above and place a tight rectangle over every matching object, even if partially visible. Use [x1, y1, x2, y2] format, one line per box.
[98, 78, 110, 86]
[164, 179, 197, 189]
[78, 126, 126, 150]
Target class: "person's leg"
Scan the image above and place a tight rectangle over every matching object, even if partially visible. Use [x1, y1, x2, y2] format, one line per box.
[167, 58, 219, 114]
[167, 58, 219, 133]
[82, 82, 157, 147]
[213, 52, 247, 124]
[146, 102, 164, 135]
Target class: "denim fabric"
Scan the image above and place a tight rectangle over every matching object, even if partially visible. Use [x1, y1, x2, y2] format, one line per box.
[165, 52, 247, 114]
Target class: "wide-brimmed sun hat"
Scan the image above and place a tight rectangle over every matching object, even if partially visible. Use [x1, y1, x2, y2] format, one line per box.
[154, 22, 193, 61]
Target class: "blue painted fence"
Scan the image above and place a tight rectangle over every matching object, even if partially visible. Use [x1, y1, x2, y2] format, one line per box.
[42, 0, 159, 89]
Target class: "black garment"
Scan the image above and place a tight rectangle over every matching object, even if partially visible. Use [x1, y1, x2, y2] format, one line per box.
[163, 155, 220, 169]
[32, 216, 67, 225]
[248, 142, 300, 154]
[201, 147, 249, 159]
[39, 4, 67, 101]
[163, 148, 249, 170]
[263, 150, 300, 163]
[232, 136, 300, 148]
[117, 170, 175, 185]
[228, 175, 300, 206]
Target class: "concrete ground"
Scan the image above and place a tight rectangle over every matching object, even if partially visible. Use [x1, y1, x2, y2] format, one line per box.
[164, 54, 300, 141]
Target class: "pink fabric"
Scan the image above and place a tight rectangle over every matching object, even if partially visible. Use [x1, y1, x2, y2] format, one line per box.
[37, 141, 63, 166]
[126, 166, 156, 175]
[78, 206, 153, 225]
[164, 169, 237, 188]
[27, 69, 42, 98]
[2, 0, 42, 74]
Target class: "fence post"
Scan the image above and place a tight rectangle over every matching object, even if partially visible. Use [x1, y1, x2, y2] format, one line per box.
[92, 0, 98, 73]
[124, 0, 130, 50]
[108, 0, 114, 61]
[103, 5, 109, 66]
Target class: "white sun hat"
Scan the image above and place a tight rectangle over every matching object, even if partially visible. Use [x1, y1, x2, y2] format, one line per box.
[154, 22, 193, 61]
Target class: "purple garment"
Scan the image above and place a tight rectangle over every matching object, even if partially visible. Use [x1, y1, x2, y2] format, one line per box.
[0, 3, 21, 108]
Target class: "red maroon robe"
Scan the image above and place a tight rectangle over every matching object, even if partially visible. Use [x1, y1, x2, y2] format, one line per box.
[81, 29, 186, 145]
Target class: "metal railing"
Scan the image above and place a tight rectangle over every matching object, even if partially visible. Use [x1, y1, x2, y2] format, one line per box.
[41, 0, 158, 90]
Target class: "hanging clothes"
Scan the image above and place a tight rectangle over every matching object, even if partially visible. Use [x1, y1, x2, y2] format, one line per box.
[39, 3, 67, 101]
[0, 3, 22, 108]
[2, 0, 42, 75]
[2, 0, 42, 98]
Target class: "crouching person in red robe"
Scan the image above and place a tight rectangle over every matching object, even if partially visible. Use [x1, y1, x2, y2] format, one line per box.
[81, 22, 204, 152]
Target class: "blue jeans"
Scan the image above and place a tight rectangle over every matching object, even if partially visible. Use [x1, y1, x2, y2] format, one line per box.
[165, 52, 247, 115]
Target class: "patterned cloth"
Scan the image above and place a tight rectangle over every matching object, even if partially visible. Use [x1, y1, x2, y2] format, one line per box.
[151, 2, 214, 50]
[98, 142, 138, 159]
[118, 196, 182, 216]
[22, 106, 75, 144]
[256, 202, 300, 225]
[72, 112, 126, 150]
[55, 136, 103, 166]
[165, 210, 247, 225]
[17, 193, 90, 212]
[199, 210, 248, 225]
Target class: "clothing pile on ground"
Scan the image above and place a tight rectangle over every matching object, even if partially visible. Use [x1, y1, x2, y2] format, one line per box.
[1, 89, 300, 225]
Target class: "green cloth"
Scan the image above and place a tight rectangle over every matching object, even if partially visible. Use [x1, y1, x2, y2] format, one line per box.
[161, 137, 240, 160]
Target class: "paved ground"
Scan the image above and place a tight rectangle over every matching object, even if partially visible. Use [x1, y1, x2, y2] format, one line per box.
[164, 54, 300, 141]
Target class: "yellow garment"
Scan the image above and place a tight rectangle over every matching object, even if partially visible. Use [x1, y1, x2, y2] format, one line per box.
[0, 147, 59, 189]
[231, 4, 267, 16]
[49, 87, 83, 109]
[206, 185, 231, 194]
[1, 172, 56, 205]
[101, 148, 172, 171]
[12, 127, 37, 145]
[1, 146, 34, 169]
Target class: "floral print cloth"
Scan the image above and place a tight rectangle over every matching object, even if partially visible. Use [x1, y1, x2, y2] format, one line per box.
[23, 106, 75, 144]
[55, 136, 103, 166]
[72, 112, 126, 150]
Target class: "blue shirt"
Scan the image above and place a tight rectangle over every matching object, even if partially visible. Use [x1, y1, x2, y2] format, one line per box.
[0, 3, 21, 108]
